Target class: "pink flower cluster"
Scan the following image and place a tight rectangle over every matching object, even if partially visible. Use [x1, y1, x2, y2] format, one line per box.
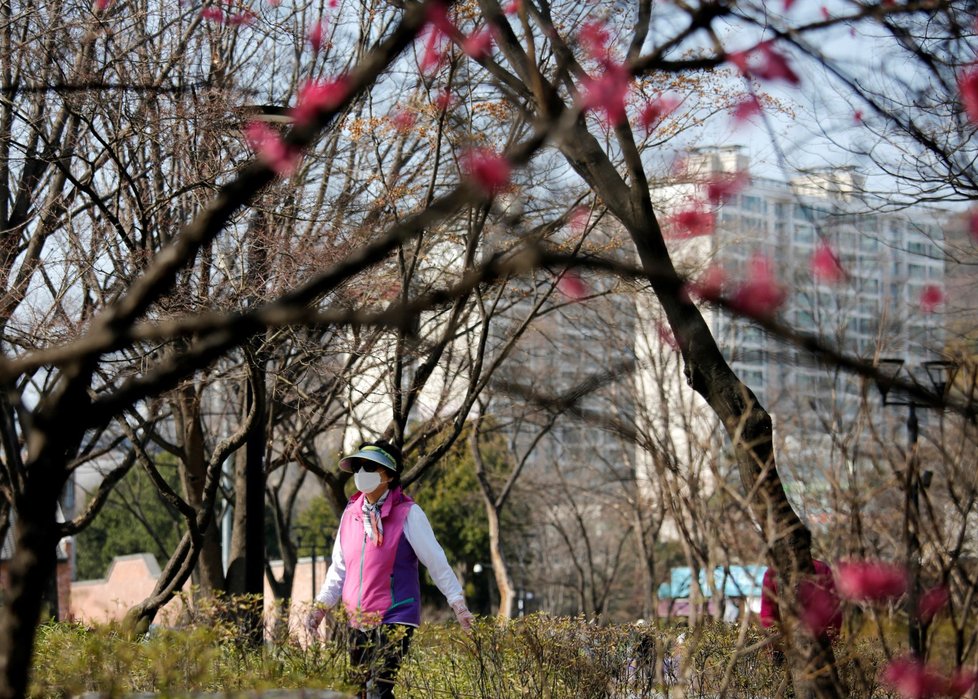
[308, 20, 326, 53]
[668, 209, 715, 239]
[291, 77, 349, 127]
[244, 122, 302, 176]
[728, 41, 801, 86]
[201, 5, 224, 23]
[420, 1, 494, 73]
[556, 270, 587, 300]
[882, 656, 976, 699]
[731, 94, 763, 126]
[811, 243, 845, 283]
[639, 95, 680, 132]
[580, 62, 631, 126]
[919, 284, 944, 314]
[836, 560, 908, 602]
[685, 255, 787, 318]
[960, 67, 978, 125]
[241, 77, 349, 176]
[705, 170, 749, 205]
[575, 20, 635, 127]
[461, 148, 511, 195]
[730, 254, 787, 317]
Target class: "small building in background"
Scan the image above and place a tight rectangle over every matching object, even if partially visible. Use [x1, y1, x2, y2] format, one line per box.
[657, 565, 767, 622]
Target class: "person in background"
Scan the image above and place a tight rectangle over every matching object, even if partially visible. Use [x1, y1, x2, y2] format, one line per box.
[305, 440, 474, 699]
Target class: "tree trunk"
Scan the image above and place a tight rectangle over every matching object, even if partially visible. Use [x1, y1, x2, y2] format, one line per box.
[0, 365, 89, 699]
[173, 384, 225, 594]
[0, 489, 61, 699]
[226, 345, 267, 645]
[485, 503, 516, 618]
[546, 118, 844, 698]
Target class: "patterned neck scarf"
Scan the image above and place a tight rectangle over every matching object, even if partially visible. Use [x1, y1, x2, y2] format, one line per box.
[361, 489, 389, 546]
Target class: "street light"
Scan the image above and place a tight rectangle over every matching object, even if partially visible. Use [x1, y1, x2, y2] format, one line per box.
[874, 357, 958, 658]
[473, 563, 495, 616]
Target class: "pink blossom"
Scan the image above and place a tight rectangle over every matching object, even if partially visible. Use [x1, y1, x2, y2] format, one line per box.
[579, 62, 631, 125]
[244, 122, 302, 176]
[959, 67, 978, 124]
[783, 0, 795, 11]
[705, 170, 749, 205]
[425, 1, 455, 36]
[504, 0, 521, 14]
[434, 89, 454, 111]
[329, 0, 338, 7]
[882, 657, 948, 699]
[917, 585, 949, 623]
[569, 206, 590, 234]
[727, 49, 752, 75]
[639, 95, 680, 132]
[94, 0, 111, 11]
[854, 109, 863, 124]
[462, 29, 493, 60]
[811, 243, 845, 283]
[946, 669, 978, 697]
[797, 579, 842, 636]
[579, 20, 610, 60]
[820, 5, 831, 19]
[290, 77, 349, 126]
[421, 30, 446, 72]
[731, 95, 762, 126]
[668, 208, 715, 239]
[308, 20, 326, 53]
[836, 560, 908, 602]
[556, 270, 587, 299]
[228, 10, 256, 25]
[728, 42, 801, 86]
[755, 42, 801, 84]
[201, 6, 225, 23]
[266, 0, 281, 7]
[686, 265, 726, 302]
[881, 657, 976, 699]
[730, 254, 787, 317]
[390, 109, 416, 132]
[462, 148, 511, 195]
[657, 321, 679, 351]
[920, 284, 944, 313]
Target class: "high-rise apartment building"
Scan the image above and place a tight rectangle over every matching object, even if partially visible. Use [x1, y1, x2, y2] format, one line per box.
[640, 147, 948, 501]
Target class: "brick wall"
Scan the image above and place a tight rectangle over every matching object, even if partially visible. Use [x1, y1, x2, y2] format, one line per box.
[70, 554, 328, 633]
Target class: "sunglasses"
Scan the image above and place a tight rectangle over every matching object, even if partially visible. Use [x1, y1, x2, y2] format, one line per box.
[351, 461, 379, 473]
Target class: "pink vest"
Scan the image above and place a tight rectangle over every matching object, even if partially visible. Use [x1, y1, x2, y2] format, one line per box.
[339, 487, 421, 627]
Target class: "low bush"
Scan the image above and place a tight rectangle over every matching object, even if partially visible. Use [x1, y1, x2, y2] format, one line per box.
[30, 610, 929, 698]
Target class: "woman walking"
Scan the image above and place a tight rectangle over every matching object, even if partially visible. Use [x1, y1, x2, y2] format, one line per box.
[305, 440, 474, 699]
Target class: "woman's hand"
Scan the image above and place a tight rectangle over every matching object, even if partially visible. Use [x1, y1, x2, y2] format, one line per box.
[451, 600, 475, 631]
[305, 606, 327, 639]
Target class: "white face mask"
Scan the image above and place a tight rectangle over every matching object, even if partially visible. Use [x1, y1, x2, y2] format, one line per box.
[354, 469, 383, 494]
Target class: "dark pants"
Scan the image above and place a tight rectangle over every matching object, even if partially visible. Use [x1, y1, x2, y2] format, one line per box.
[348, 624, 414, 699]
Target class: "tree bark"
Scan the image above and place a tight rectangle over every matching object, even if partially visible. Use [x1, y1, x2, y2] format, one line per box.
[550, 117, 844, 699]
[469, 425, 517, 619]
[173, 383, 226, 594]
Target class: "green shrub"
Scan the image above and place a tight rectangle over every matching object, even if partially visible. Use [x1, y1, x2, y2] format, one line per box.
[29, 608, 944, 698]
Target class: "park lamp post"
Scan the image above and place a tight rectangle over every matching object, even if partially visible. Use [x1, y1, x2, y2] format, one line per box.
[473, 562, 494, 616]
[473, 562, 534, 617]
[874, 357, 958, 658]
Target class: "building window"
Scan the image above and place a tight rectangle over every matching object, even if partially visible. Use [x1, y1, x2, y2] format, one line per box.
[907, 263, 927, 278]
[795, 225, 815, 244]
[741, 195, 766, 213]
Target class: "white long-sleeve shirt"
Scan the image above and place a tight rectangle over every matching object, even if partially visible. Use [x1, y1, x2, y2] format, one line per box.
[315, 503, 465, 614]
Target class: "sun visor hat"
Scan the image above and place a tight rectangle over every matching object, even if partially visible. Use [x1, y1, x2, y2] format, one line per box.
[338, 445, 399, 474]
